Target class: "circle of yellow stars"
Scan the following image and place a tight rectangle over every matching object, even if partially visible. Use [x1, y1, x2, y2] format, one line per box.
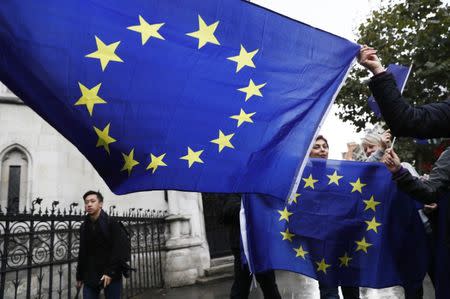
[74, 14, 268, 176]
[277, 169, 382, 275]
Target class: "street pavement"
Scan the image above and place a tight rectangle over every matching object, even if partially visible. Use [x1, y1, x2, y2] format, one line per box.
[133, 271, 434, 298]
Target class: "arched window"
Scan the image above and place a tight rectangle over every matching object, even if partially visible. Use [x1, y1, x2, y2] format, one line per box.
[0, 145, 31, 213]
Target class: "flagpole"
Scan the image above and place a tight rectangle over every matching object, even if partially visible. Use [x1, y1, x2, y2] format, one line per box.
[400, 63, 413, 93]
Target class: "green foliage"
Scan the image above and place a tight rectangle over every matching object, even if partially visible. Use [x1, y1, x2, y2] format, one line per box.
[335, 0, 449, 169]
[336, 0, 449, 130]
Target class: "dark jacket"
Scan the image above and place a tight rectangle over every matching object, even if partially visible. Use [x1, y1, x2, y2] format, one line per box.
[369, 72, 450, 138]
[76, 210, 124, 287]
[393, 147, 450, 245]
[393, 148, 450, 204]
[222, 197, 241, 250]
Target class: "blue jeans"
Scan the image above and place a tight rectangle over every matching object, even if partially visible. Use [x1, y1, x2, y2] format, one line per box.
[83, 280, 122, 299]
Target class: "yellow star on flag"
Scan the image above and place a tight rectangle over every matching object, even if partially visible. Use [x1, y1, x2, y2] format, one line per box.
[363, 195, 381, 212]
[186, 15, 220, 49]
[277, 207, 293, 222]
[121, 149, 140, 176]
[350, 178, 367, 193]
[365, 216, 382, 233]
[85, 36, 123, 71]
[238, 79, 266, 101]
[230, 109, 256, 127]
[291, 193, 301, 204]
[280, 228, 295, 242]
[227, 44, 259, 72]
[93, 123, 116, 154]
[293, 245, 308, 259]
[210, 130, 235, 152]
[180, 147, 204, 168]
[339, 252, 352, 267]
[355, 237, 372, 253]
[74, 83, 106, 116]
[146, 153, 167, 174]
[127, 15, 165, 45]
[316, 258, 331, 274]
[327, 170, 343, 186]
[302, 174, 318, 189]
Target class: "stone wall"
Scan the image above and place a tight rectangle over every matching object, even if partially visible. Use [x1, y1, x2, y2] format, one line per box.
[163, 192, 210, 287]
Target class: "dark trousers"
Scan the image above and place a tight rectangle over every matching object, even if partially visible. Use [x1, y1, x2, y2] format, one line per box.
[318, 282, 359, 299]
[404, 286, 424, 299]
[403, 261, 436, 298]
[404, 232, 437, 299]
[83, 280, 122, 299]
[231, 249, 281, 299]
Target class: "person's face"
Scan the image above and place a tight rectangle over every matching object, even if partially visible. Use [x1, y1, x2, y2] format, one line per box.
[84, 194, 103, 216]
[310, 139, 329, 159]
[363, 143, 379, 157]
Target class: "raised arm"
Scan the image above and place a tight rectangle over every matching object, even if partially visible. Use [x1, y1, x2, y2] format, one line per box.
[358, 45, 450, 138]
[369, 73, 450, 138]
[385, 148, 450, 203]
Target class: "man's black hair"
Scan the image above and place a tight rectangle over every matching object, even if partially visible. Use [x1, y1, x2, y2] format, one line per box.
[82, 190, 104, 202]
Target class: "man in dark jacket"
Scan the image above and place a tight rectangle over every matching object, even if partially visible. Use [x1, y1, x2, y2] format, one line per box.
[76, 190, 124, 299]
[384, 148, 450, 204]
[358, 45, 450, 138]
[223, 197, 282, 299]
[359, 44, 450, 297]
[384, 148, 449, 298]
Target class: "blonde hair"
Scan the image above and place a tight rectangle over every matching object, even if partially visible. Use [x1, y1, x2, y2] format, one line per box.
[361, 133, 382, 147]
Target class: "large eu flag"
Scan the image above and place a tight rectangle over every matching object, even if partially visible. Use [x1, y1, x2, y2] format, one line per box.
[243, 159, 429, 289]
[0, 0, 359, 197]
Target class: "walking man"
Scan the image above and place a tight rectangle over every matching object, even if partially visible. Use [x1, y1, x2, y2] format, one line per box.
[76, 191, 125, 299]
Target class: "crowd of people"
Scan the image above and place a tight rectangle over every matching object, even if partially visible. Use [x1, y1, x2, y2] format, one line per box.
[221, 46, 449, 299]
[74, 45, 449, 299]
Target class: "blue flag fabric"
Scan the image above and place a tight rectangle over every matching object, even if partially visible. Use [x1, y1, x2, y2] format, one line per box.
[414, 138, 444, 145]
[368, 64, 411, 118]
[243, 159, 428, 289]
[0, 0, 359, 197]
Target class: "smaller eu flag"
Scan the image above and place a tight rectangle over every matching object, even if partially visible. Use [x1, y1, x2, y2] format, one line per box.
[0, 0, 359, 198]
[368, 64, 412, 118]
[243, 159, 428, 289]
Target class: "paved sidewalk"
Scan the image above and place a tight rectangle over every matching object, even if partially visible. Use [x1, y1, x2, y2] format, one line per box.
[133, 271, 434, 299]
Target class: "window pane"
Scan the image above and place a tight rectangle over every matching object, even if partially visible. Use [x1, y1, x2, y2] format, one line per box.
[7, 166, 21, 213]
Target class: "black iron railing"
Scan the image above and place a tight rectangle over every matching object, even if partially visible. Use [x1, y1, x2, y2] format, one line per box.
[0, 202, 167, 299]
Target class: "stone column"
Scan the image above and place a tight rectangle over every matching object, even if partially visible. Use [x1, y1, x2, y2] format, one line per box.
[163, 191, 210, 287]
